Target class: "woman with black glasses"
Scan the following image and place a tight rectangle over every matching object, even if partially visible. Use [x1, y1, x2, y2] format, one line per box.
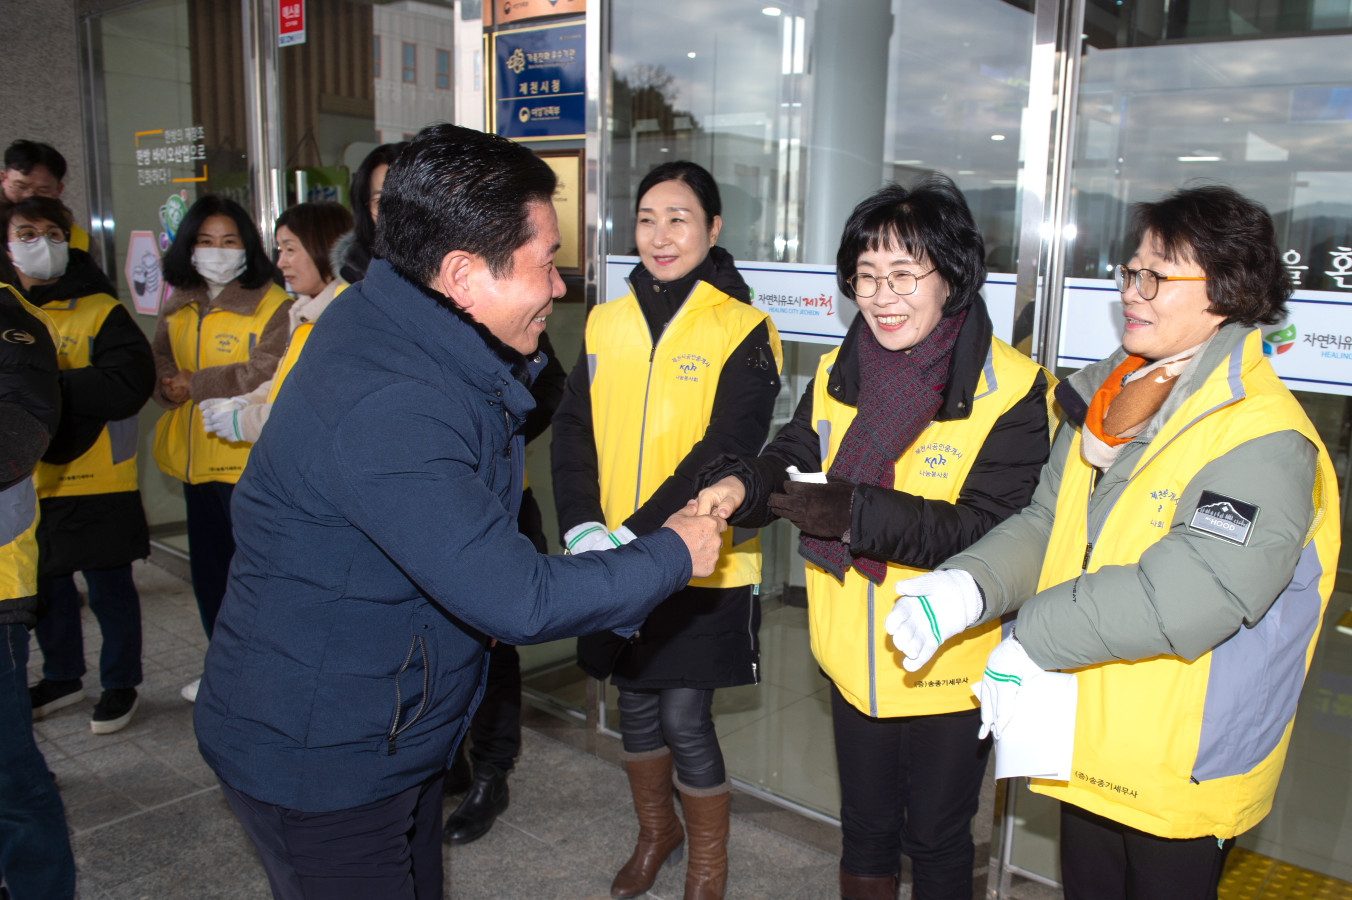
[698, 174, 1054, 900]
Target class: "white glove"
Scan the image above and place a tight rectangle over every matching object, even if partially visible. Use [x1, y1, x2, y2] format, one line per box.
[564, 521, 619, 555]
[973, 634, 1047, 740]
[609, 524, 637, 546]
[201, 397, 248, 443]
[885, 569, 983, 672]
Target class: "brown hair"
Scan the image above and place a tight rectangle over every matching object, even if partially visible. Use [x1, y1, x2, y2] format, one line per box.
[275, 202, 354, 284]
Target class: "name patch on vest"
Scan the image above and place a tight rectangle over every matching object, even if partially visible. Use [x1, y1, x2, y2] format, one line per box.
[670, 353, 711, 384]
[1189, 491, 1258, 546]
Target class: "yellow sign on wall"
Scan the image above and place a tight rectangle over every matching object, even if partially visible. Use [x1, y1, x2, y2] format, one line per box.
[492, 0, 586, 25]
[538, 150, 582, 275]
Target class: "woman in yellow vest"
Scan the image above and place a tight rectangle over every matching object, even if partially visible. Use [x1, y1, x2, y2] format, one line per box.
[2, 197, 155, 736]
[697, 176, 1054, 900]
[200, 201, 352, 444]
[150, 195, 290, 698]
[891, 186, 1340, 899]
[552, 161, 782, 900]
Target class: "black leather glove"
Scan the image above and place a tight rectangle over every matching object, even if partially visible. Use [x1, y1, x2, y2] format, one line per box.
[767, 478, 855, 541]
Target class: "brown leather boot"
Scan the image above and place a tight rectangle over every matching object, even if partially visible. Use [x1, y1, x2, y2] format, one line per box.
[678, 784, 730, 900]
[838, 867, 899, 900]
[610, 750, 685, 899]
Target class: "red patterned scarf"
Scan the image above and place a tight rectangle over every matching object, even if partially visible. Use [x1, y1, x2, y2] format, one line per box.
[800, 311, 966, 584]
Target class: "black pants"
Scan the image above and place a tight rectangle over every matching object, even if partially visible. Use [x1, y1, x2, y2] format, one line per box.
[468, 640, 522, 771]
[831, 685, 990, 899]
[183, 480, 235, 639]
[1059, 802, 1232, 900]
[221, 773, 445, 900]
[618, 686, 725, 789]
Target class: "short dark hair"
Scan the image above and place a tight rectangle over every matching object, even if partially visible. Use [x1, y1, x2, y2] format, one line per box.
[0, 196, 72, 241]
[162, 195, 274, 290]
[836, 174, 986, 317]
[374, 124, 556, 284]
[350, 142, 406, 259]
[635, 161, 722, 227]
[1130, 185, 1288, 327]
[0, 197, 73, 286]
[275, 201, 353, 284]
[4, 140, 67, 181]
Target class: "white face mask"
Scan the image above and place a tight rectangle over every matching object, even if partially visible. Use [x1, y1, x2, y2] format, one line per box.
[192, 247, 247, 286]
[8, 236, 69, 281]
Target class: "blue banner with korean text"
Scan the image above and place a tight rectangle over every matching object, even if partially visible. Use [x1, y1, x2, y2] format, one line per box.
[493, 20, 586, 141]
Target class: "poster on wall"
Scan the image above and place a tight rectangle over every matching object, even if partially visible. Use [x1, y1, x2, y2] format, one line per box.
[492, 20, 585, 141]
[603, 257, 1017, 348]
[537, 151, 581, 274]
[279, 1, 306, 47]
[123, 231, 164, 316]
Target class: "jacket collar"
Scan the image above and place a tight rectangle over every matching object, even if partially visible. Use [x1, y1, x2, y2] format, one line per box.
[161, 278, 278, 317]
[1059, 322, 1254, 438]
[360, 260, 544, 418]
[825, 298, 995, 421]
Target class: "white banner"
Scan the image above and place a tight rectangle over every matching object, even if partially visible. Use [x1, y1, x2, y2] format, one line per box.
[604, 257, 1017, 347]
[1058, 278, 1352, 397]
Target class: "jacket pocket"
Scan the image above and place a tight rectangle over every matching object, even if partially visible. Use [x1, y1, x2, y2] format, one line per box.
[386, 634, 429, 756]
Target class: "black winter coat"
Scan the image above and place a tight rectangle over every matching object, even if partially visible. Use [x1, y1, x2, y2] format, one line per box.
[705, 300, 1051, 572]
[554, 248, 780, 688]
[25, 252, 154, 577]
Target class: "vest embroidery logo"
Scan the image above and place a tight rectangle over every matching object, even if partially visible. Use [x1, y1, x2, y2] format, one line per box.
[670, 353, 711, 384]
[912, 440, 964, 478]
[1188, 490, 1258, 545]
[214, 334, 241, 355]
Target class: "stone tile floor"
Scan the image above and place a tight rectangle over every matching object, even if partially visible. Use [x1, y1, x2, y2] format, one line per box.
[28, 556, 1060, 899]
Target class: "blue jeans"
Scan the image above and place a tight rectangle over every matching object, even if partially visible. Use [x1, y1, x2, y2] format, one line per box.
[0, 623, 75, 899]
[34, 566, 143, 690]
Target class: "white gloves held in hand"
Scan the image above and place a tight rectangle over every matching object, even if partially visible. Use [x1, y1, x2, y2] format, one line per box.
[885, 569, 983, 672]
[972, 634, 1047, 740]
[200, 397, 248, 443]
[564, 522, 637, 555]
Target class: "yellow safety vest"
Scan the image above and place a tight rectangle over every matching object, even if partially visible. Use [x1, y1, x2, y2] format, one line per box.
[0, 286, 55, 602]
[33, 293, 140, 498]
[70, 224, 89, 253]
[1030, 330, 1340, 839]
[152, 284, 290, 484]
[587, 281, 782, 589]
[808, 338, 1051, 718]
[265, 283, 347, 404]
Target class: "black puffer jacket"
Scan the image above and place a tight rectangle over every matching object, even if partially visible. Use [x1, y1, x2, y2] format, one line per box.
[25, 252, 154, 577]
[704, 300, 1051, 571]
[0, 284, 60, 624]
[554, 247, 781, 688]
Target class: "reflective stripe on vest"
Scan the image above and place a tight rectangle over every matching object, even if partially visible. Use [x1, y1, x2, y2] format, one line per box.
[34, 293, 140, 498]
[587, 281, 782, 589]
[1029, 330, 1340, 839]
[807, 338, 1051, 718]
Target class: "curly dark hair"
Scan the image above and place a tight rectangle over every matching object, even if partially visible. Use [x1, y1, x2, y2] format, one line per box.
[1130, 185, 1289, 327]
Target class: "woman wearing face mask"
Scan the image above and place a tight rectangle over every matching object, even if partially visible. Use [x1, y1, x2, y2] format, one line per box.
[151, 195, 290, 697]
[199, 202, 352, 445]
[695, 176, 1054, 900]
[331, 142, 405, 284]
[1, 197, 155, 736]
[552, 161, 782, 900]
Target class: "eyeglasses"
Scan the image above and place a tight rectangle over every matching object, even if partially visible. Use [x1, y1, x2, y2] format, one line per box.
[10, 225, 67, 245]
[1114, 265, 1206, 301]
[848, 267, 938, 299]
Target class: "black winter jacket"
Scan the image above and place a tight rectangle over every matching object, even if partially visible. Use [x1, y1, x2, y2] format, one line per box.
[554, 248, 781, 688]
[705, 300, 1051, 571]
[24, 252, 154, 576]
[0, 285, 60, 623]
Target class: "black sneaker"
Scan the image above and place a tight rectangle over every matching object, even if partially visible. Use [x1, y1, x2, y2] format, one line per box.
[29, 678, 84, 720]
[91, 688, 138, 734]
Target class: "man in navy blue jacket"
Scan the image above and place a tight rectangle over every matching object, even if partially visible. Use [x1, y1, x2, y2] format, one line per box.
[194, 125, 727, 900]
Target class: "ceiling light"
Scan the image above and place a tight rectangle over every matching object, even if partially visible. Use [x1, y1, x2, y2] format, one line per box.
[1178, 155, 1222, 162]
[990, 134, 1006, 141]
[687, 51, 697, 58]
[763, 6, 782, 16]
